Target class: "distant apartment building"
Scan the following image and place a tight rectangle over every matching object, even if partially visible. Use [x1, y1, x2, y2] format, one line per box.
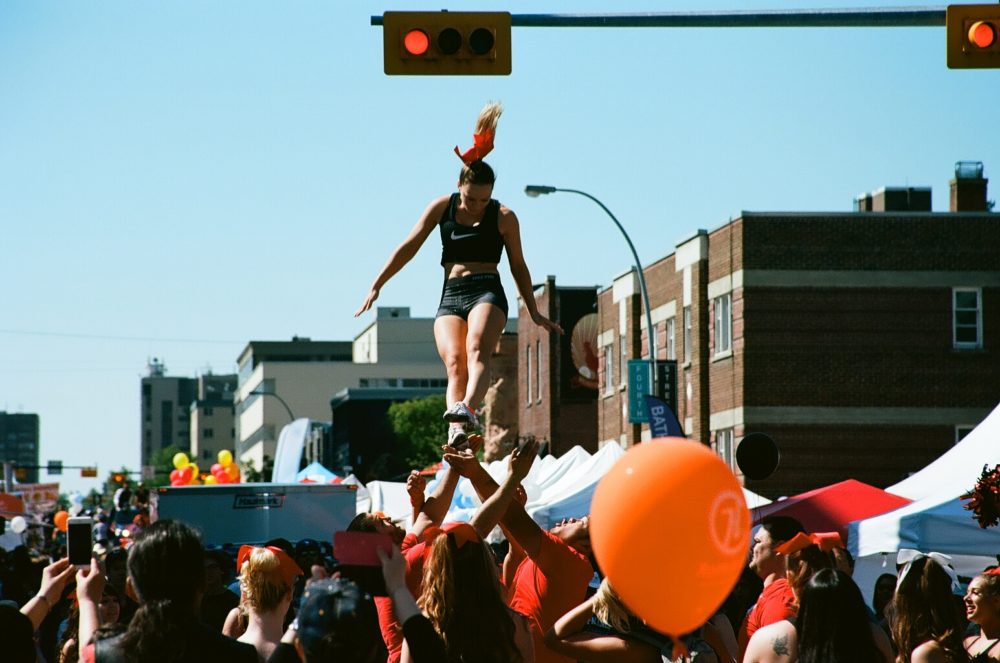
[0, 412, 40, 484]
[140, 360, 197, 468]
[235, 308, 446, 472]
[597, 162, 999, 497]
[517, 276, 600, 456]
[189, 373, 238, 466]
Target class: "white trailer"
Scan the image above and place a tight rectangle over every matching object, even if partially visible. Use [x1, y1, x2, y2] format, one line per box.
[153, 483, 357, 545]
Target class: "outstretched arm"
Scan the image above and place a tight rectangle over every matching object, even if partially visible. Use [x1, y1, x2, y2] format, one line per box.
[470, 439, 537, 538]
[500, 208, 563, 335]
[355, 196, 448, 317]
[444, 443, 545, 558]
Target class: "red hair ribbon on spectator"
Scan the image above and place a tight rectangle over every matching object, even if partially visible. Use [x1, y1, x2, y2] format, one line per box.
[774, 531, 845, 556]
[454, 130, 495, 166]
[237, 545, 305, 587]
[421, 522, 480, 549]
[986, 567, 1000, 576]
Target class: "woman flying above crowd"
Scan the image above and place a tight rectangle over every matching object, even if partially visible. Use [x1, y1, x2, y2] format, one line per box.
[355, 102, 562, 449]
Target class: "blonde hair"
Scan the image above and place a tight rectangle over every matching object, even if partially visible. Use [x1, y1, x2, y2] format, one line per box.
[474, 101, 503, 135]
[239, 547, 292, 613]
[593, 579, 633, 634]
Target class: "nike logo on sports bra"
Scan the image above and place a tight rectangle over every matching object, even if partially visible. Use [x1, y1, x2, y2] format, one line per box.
[450, 229, 479, 240]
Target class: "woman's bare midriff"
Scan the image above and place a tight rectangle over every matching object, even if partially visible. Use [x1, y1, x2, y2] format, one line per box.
[444, 262, 500, 279]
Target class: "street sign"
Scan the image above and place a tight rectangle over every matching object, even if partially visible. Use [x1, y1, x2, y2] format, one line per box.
[80, 467, 98, 478]
[628, 359, 653, 423]
[657, 360, 679, 415]
[47, 460, 63, 475]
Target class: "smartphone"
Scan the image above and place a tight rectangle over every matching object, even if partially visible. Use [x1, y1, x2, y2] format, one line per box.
[67, 517, 93, 567]
[333, 531, 393, 596]
[333, 531, 393, 566]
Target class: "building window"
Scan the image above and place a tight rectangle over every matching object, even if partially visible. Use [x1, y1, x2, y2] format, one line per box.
[620, 334, 628, 386]
[953, 288, 982, 349]
[955, 425, 975, 444]
[203, 428, 214, 438]
[716, 428, 735, 469]
[603, 345, 613, 395]
[204, 406, 214, 416]
[526, 346, 532, 406]
[683, 307, 692, 363]
[666, 318, 676, 361]
[535, 340, 542, 402]
[714, 294, 732, 356]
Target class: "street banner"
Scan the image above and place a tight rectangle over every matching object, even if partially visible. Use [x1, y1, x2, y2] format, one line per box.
[643, 395, 685, 438]
[12, 482, 60, 514]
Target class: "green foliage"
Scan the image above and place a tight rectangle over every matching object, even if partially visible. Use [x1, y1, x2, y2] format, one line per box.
[387, 394, 449, 470]
[146, 444, 183, 488]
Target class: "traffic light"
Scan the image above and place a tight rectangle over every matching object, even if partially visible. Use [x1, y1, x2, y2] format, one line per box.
[947, 4, 1000, 68]
[382, 11, 512, 75]
[112, 472, 126, 484]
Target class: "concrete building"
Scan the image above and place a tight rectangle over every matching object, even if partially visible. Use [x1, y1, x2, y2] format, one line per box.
[598, 162, 999, 497]
[235, 308, 446, 472]
[140, 360, 197, 468]
[0, 412, 40, 484]
[518, 276, 600, 456]
[189, 373, 238, 466]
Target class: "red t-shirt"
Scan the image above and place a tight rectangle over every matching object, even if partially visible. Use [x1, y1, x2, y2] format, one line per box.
[375, 532, 427, 663]
[737, 577, 797, 658]
[508, 530, 593, 663]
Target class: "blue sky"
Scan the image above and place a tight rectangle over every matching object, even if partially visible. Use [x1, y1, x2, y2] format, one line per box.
[2, 1, 998, 495]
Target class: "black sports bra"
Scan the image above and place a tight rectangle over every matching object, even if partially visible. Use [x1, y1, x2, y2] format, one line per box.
[970, 636, 1000, 663]
[439, 193, 504, 265]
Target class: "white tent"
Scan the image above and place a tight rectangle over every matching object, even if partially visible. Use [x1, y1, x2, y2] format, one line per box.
[355, 442, 771, 533]
[849, 401, 1000, 578]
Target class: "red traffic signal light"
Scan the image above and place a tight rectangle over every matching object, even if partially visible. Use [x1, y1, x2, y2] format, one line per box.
[383, 11, 512, 76]
[947, 4, 1000, 68]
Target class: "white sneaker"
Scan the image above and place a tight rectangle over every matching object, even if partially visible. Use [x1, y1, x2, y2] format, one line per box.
[443, 401, 479, 428]
[447, 423, 469, 450]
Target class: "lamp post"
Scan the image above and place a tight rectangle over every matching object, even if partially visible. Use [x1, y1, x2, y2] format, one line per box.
[524, 185, 658, 397]
[248, 388, 296, 422]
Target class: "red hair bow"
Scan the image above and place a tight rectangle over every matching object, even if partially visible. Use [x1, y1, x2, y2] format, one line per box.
[421, 522, 480, 550]
[236, 545, 305, 587]
[774, 531, 845, 556]
[454, 130, 495, 165]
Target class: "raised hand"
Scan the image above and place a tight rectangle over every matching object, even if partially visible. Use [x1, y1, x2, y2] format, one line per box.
[509, 438, 538, 482]
[354, 287, 380, 317]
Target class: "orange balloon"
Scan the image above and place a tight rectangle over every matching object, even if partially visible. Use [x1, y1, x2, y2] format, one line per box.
[225, 463, 240, 481]
[54, 510, 70, 533]
[590, 438, 750, 637]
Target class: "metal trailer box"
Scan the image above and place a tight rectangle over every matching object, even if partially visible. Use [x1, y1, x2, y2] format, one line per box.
[153, 483, 357, 545]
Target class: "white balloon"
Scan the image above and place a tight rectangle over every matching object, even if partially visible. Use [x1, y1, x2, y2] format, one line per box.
[69, 503, 84, 516]
[10, 516, 27, 534]
[70, 493, 85, 505]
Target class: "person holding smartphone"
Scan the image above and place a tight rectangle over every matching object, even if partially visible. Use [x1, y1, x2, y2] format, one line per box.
[355, 101, 562, 450]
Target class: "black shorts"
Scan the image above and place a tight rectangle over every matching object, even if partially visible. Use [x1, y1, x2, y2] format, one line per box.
[436, 273, 509, 320]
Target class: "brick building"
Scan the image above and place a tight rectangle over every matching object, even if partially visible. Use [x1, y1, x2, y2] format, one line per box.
[598, 163, 999, 497]
[518, 276, 600, 455]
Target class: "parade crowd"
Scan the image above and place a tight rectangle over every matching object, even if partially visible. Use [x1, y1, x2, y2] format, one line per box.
[2, 436, 999, 663]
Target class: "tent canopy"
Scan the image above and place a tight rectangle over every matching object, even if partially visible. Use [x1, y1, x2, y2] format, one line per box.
[296, 461, 338, 484]
[753, 479, 911, 543]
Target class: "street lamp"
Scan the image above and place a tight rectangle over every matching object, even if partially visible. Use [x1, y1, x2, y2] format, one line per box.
[524, 185, 659, 397]
[247, 388, 296, 422]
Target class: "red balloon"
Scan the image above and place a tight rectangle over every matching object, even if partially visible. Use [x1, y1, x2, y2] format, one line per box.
[178, 466, 193, 482]
[170, 479, 185, 487]
[211, 463, 224, 475]
[169, 469, 181, 482]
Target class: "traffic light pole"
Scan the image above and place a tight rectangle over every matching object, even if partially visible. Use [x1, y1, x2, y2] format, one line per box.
[373, 8, 947, 28]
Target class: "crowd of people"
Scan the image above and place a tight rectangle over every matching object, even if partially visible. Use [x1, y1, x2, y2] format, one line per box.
[3, 435, 1000, 663]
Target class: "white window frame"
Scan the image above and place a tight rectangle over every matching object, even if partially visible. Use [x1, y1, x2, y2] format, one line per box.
[953, 287, 983, 350]
[714, 293, 732, 357]
[666, 318, 676, 361]
[620, 334, 628, 387]
[603, 344, 614, 395]
[683, 307, 692, 363]
[525, 345, 532, 406]
[716, 428, 735, 469]
[536, 340, 543, 402]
